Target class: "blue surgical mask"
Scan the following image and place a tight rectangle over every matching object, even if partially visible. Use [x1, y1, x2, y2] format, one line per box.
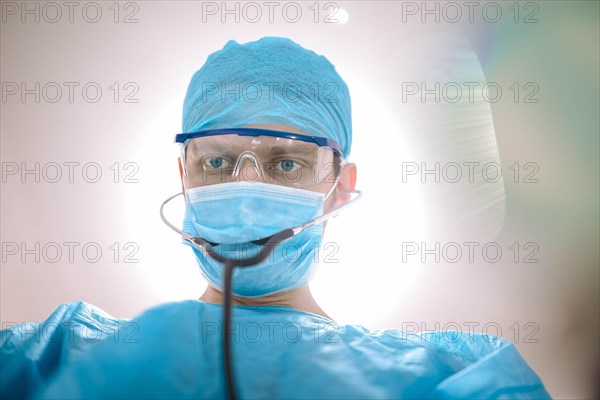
[182, 182, 325, 297]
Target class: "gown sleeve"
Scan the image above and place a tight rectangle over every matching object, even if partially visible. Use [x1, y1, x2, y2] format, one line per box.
[1, 301, 127, 399]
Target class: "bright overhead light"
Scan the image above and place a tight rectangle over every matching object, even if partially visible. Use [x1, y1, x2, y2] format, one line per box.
[335, 8, 349, 24]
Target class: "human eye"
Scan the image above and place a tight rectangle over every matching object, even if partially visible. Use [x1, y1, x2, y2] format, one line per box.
[274, 159, 302, 172]
[203, 156, 232, 171]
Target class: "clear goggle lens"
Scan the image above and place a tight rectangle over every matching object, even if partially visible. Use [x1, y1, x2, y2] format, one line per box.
[181, 133, 341, 189]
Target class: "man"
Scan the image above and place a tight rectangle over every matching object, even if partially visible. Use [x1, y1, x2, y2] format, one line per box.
[1, 36, 550, 399]
[184, 122, 356, 320]
[175, 36, 357, 322]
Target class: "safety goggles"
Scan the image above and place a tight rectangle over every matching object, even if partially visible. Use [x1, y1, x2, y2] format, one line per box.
[175, 128, 342, 189]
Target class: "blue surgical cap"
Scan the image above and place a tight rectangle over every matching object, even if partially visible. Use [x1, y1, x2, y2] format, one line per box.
[182, 36, 352, 158]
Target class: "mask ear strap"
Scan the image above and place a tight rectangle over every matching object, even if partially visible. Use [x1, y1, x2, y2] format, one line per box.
[323, 177, 340, 202]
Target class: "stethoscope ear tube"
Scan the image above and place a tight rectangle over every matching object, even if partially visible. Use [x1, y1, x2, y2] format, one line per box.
[206, 227, 298, 400]
[159, 189, 362, 251]
[223, 258, 237, 400]
[199, 229, 295, 267]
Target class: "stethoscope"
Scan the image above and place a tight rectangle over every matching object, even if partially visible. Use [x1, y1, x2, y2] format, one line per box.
[160, 185, 362, 400]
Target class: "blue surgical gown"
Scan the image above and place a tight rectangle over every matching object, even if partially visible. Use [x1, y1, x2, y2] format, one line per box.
[1, 300, 551, 399]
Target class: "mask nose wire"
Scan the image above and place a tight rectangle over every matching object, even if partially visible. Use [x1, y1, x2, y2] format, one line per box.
[232, 151, 264, 181]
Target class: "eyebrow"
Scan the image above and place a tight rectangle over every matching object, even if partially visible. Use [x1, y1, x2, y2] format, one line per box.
[266, 145, 313, 158]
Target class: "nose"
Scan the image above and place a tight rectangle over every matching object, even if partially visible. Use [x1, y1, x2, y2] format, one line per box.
[233, 152, 264, 183]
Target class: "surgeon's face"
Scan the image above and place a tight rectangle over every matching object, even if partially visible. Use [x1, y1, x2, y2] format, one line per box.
[179, 124, 356, 214]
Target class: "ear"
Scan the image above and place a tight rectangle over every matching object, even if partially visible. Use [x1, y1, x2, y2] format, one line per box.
[333, 162, 357, 208]
[178, 157, 186, 195]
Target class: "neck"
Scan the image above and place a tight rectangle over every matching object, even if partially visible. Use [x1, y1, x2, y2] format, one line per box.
[199, 285, 334, 321]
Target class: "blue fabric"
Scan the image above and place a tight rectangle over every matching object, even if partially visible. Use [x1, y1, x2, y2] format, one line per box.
[182, 36, 353, 158]
[182, 182, 324, 297]
[1, 301, 551, 399]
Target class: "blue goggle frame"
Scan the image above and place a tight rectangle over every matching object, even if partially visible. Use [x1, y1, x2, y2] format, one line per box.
[174, 128, 342, 156]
